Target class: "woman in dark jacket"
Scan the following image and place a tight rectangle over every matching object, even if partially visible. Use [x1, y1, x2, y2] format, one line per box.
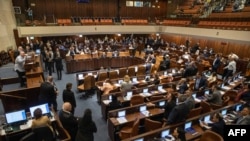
[75, 109, 97, 141]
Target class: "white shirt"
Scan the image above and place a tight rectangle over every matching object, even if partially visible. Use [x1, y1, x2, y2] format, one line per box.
[225, 60, 236, 73]
[14, 55, 26, 72]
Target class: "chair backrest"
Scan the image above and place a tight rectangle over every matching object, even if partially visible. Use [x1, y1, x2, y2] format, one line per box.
[20, 132, 35, 141]
[187, 106, 202, 119]
[210, 103, 222, 110]
[119, 68, 127, 78]
[32, 126, 55, 141]
[0, 99, 5, 115]
[130, 95, 144, 106]
[200, 101, 212, 114]
[97, 72, 108, 82]
[109, 71, 119, 80]
[131, 118, 140, 136]
[137, 65, 146, 76]
[149, 95, 165, 101]
[127, 67, 136, 77]
[84, 75, 95, 90]
[199, 130, 223, 141]
[222, 96, 230, 106]
[144, 118, 162, 132]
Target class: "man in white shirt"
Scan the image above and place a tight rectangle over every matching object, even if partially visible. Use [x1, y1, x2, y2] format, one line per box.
[223, 57, 236, 80]
[14, 51, 26, 87]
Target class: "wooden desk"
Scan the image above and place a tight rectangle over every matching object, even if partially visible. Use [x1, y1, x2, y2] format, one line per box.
[107, 107, 164, 141]
[26, 75, 43, 88]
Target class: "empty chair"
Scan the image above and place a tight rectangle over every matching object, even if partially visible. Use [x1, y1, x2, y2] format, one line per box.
[187, 106, 202, 119]
[119, 68, 127, 78]
[130, 95, 144, 106]
[127, 67, 136, 77]
[97, 72, 108, 82]
[198, 130, 224, 141]
[119, 117, 140, 140]
[200, 101, 212, 114]
[109, 70, 119, 80]
[78, 75, 96, 98]
[136, 65, 146, 76]
[144, 118, 162, 132]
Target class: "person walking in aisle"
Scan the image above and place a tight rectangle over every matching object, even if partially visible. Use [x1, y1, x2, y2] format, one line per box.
[54, 48, 63, 80]
[62, 83, 76, 115]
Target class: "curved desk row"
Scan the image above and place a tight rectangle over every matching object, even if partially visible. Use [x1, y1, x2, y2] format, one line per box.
[65, 56, 145, 73]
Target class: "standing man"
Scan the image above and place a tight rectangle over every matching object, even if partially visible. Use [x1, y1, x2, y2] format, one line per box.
[39, 76, 58, 111]
[223, 57, 236, 80]
[54, 48, 63, 80]
[14, 51, 26, 87]
[212, 54, 221, 73]
[62, 83, 76, 115]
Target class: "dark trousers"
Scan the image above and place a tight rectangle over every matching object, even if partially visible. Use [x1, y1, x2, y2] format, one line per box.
[16, 70, 26, 87]
[48, 62, 53, 76]
[223, 69, 233, 80]
[56, 69, 62, 80]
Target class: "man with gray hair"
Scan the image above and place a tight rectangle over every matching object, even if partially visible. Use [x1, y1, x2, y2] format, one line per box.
[14, 51, 26, 87]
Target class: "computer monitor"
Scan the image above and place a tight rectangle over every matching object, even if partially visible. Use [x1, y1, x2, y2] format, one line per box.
[29, 103, 50, 118]
[192, 93, 197, 98]
[221, 109, 227, 116]
[132, 77, 137, 82]
[5, 109, 27, 124]
[204, 115, 211, 122]
[235, 104, 242, 112]
[118, 79, 123, 84]
[118, 110, 126, 118]
[204, 89, 210, 95]
[161, 129, 170, 138]
[143, 88, 148, 93]
[184, 121, 192, 130]
[134, 138, 143, 141]
[159, 101, 165, 106]
[35, 49, 41, 54]
[127, 91, 133, 97]
[158, 85, 163, 90]
[139, 105, 147, 112]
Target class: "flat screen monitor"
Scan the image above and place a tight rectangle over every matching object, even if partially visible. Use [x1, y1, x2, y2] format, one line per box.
[118, 110, 126, 117]
[184, 121, 192, 130]
[118, 80, 123, 84]
[5, 110, 27, 124]
[127, 91, 133, 97]
[221, 109, 227, 116]
[139, 105, 147, 112]
[134, 138, 143, 141]
[29, 103, 50, 118]
[204, 89, 210, 95]
[143, 88, 148, 93]
[132, 77, 137, 82]
[204, 115, 211, 122]
[159, 101, 165, 106]
[235, 104, 242, 112]
[158, 85, 163, 90]
[192, 93, 197, 98]
[161, 129, 170, 138]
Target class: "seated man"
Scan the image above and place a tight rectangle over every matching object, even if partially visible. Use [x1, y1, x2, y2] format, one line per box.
[58, 102, 78, 141]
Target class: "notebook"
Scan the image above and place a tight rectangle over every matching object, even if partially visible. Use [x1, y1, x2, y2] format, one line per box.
[184, 121, 197, 135]
[29, 103, 51, 118]
[117, 110, 127, 123]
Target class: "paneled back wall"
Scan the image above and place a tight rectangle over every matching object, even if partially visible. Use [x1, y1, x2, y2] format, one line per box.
[162, 34, 250, 59]
[12, 0, 167, 20]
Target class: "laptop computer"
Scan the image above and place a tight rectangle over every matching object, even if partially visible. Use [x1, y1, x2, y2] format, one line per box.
[159, 101, 165, 107]
[35, 49, 41, 54]
[118, 79, 123, 84]
[204, 89, 210, 95]
[125, 91, 133, 100]
[204, 115, 213, 124]
[29, 103, 51, 118]
[161, 129, 171, 139]
[158, 85, 166, 93]
[221, 109, 227, 116]
[235, 104, 242, 112]
[164, 71, 168, 76]
[118, 110, 126, 118]
[134, 138, 143, 141]
[140, 105, 149, 116]
[132, 77, 138, 83]
[184, 121, 197, 135]
[117, 110, 127, 123]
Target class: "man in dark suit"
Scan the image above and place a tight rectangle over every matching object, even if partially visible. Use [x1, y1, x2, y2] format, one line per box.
[233, 106, 250, 125]
[205, 84, 222, 105]
[58, 102, 78, 141]
[167, 95, 190, 125]
[193, 73, 207, 91]
[38, 76, 57, 109]
[212, 54, 221, 73]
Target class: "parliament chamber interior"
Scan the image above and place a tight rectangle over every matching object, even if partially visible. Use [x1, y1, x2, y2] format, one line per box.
[0, 0, 250, 141]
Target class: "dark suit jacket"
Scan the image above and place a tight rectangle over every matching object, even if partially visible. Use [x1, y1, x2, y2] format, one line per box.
[54, 57, 63, 70]
[212, 58, 221, 70]
[164, 100, 176, 119]
[206, 90, 222, 105]
[62, 89, 76, 108]
[208, 119, 225, 137]
[167, 102, 190, 124]
[58, 110, 78, 141]
[39, 82, 55, 104]
[194, 77, 207, 91]
[75, 118, 97, 141]
[178, 82, 188, 94]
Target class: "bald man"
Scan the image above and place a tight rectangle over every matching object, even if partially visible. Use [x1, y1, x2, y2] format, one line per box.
[59, 102, 78, 141]
[14, 51, 26, 87]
